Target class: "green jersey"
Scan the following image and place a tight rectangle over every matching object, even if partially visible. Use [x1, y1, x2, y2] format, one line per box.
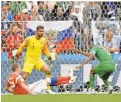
[90, 45, 114, 64]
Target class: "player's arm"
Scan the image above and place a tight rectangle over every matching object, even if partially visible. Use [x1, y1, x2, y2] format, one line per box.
[73, 48, 91, 57]
[18, 78, 35, 95]
[75, 48, 97, 70]
[5, 81, 13, 93]
[105, 46, 120, 53]
[17, 37, 30, 55]
[76, 54, 95, 70]
[43, 39, 51, 59]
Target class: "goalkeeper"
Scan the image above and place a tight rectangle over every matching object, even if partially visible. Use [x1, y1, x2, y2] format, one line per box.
[16, 25, 54, 93]
[73, 45, 116, 94]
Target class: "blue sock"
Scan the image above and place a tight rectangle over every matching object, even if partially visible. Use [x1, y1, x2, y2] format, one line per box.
[49, 77, 57, 86]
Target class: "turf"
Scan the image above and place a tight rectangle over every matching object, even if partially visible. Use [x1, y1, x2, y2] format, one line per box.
[1, 94, 121, 102]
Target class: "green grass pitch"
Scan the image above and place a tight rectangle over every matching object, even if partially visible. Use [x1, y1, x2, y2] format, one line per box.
[1, 94, 121, 102]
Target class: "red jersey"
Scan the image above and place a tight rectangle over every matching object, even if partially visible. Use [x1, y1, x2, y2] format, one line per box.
[6, 73, 28, 95]
[6, 34, 24, 59]
[15, 15, 31, 21]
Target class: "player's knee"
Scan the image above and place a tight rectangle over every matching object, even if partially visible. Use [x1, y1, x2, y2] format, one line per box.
[22, 72, 29, 80]
[46, 70, 51, 75]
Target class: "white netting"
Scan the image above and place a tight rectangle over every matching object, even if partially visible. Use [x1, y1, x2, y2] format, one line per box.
[1, 1, 121, 94]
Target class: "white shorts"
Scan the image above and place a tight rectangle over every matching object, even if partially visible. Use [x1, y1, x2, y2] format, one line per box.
[28, 80, 47, 94]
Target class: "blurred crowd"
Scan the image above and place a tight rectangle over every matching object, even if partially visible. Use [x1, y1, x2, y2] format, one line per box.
[1, 1, 121, 59]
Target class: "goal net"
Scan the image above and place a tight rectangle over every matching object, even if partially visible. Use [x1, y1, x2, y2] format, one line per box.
[1, 1, 121, 94]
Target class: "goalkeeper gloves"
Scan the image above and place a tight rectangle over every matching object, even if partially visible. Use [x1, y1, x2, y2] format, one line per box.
[48, 56, 54, 69]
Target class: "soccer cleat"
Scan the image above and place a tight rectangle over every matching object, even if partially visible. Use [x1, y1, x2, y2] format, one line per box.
[88, 89, 96, 94]
[69, 69, 74, 78]
[108, 86, 113, 94]
[109, 89, 113, 94]
[69, 76, 77, 84]
[47, 89, 55, 94]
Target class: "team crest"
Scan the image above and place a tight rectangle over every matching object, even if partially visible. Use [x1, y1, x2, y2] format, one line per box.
[40, 42, 43, 44]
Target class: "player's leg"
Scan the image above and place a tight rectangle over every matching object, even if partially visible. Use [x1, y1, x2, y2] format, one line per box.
[95, 64, 115, 94]
[22, 61, 35, 80]
[89, 68, 96, 93]
[35, 60, 52, 93]
[47, 76, 77, 86]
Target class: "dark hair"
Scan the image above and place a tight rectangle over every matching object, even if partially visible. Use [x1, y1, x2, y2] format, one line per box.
[12, 63, 19, 72]
[36, 25, 44, 31]
[37, 1, 44, 5]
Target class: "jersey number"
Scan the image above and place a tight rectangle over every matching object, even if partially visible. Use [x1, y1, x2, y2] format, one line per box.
[32, 45, 34, 50]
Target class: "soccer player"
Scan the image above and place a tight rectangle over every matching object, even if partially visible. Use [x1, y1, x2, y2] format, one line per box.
[16, 25, 53, 93]
[5, 63, 76, 95]
[73, 45, 115, 94]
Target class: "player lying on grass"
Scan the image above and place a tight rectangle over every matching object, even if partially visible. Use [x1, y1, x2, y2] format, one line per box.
[5, 63, 76, 95]
[73, 44, 115, 94]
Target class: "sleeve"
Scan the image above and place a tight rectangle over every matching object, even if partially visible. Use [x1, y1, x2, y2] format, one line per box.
[43, 39, 51, 58]
[90, 48, 97, 55]
[17, 37, 29, 55]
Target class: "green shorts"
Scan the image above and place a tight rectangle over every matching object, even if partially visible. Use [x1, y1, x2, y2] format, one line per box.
[94, 64, 115, 80]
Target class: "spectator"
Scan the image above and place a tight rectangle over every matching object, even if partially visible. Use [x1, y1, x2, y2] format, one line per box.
[83, 2, 102, 25]
[37, 1, 50, 21]
[96, 30, 120, 53]
[52, 6, 68, 21]
[32, 5, 44, 21]
[105, 30, 120, 53]
[65, 5, 73, 18]
[15, 9, 31, 21]
[56, 1, 70, 12]
[116, 2, 121, 20]
[1, 3, 14, 29]
[12, 1, 27, 15]
[107, 5, 116, 20]
[1, 2, 14, 21]
[71, 5, 83, 23]
[26, 1, 33, 15]
[6, 24, 24, 59]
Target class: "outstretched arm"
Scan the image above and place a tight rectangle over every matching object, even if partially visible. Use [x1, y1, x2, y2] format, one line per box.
[75, 54, 95, 70]
[17, 37, 30, 55]
[73, 49, 91, 57]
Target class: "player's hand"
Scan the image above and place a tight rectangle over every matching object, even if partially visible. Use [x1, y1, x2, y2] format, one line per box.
[50, 60, 54, 69]
[48, 56, 54, 69]
[12, 49, 19, 63]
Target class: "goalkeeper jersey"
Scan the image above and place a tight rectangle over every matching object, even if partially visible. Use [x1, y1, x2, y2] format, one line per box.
[25, 36, 50, 60]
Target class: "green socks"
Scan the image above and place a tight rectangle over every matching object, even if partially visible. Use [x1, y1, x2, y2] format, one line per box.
[90, 74, 95, 89]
